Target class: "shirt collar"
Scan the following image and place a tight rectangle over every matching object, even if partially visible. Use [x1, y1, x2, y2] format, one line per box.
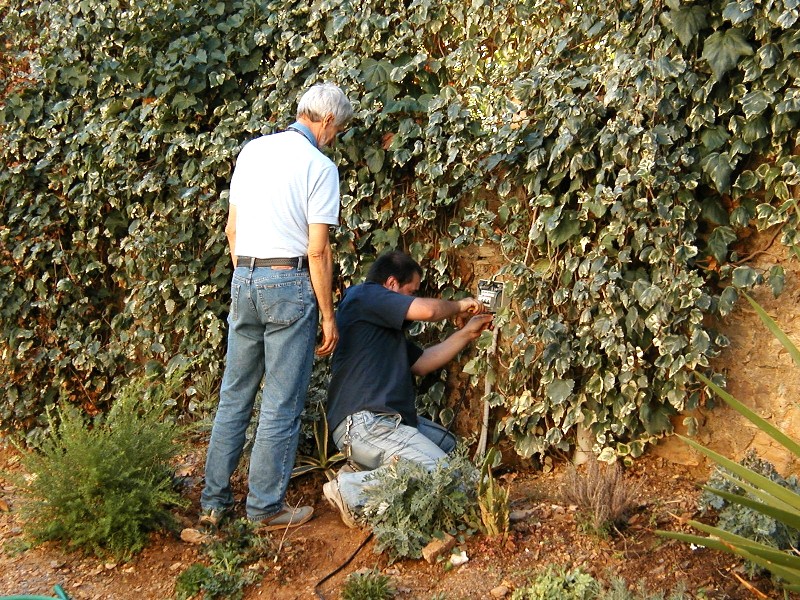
[286, 121, 318, 149]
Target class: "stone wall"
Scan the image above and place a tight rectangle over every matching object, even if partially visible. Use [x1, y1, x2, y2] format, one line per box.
[653, 230, 800, 475]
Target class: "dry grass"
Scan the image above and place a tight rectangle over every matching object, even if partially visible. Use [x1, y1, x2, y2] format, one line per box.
[562, 457, 642, 535]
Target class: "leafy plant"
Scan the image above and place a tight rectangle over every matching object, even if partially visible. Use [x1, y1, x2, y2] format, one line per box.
[362, 449, 479, 561]
[477, 447, 510, 541]
[292, 403, 344, 481]
[511, 566, 600, 600]
[596, 577, 689, 600]
[15, 372, 186, 559]
[341, 568, 396, 600]
[658, 293, 800, 592]
[175, 518, 274, 600]
[562, 457, 641, 536]
[699, 449, 800, 576]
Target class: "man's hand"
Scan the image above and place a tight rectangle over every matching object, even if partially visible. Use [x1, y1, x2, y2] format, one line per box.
[315, 315, 338, 356]
[455, 297, 485, 327]
[461, 313, 494, 340]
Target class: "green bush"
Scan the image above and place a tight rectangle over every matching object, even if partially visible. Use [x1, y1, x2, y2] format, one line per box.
[700, 449, 800, 575]
[15, 373, 186, 559]
[511, 567, 600, 600]
[175, 518, 274, 600]
[362, 450, 479, 561]
[341, 569, 396, 600]
[659, 293, 800, 593]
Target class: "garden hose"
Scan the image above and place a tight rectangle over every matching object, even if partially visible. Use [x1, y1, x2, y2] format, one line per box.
[0, 584, 70, 600]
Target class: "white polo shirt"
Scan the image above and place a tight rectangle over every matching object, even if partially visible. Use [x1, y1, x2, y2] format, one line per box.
[229, 129, 340, 258]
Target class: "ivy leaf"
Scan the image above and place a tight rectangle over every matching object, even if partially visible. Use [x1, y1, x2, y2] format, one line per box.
[739, 90, 774, 118]
[721, 0, 754, 25]
[546, 378, 574, 404]
[701, 151, 734, 193]
[731, 265, 757, 288]
[664, 4, 708, 46]
[546, 210, 581, 246]
[702, 29, 754, 80]
[706, 226, 737, 262]
[718, 286, 739, 315]
[364, 147, 385, 173]
[769, 265, 785, 297]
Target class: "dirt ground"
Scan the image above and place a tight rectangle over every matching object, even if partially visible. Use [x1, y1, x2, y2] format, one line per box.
[0, 442, 795, 600]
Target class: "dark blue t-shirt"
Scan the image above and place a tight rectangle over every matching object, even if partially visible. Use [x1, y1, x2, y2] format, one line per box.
[327, 282, 424, 430]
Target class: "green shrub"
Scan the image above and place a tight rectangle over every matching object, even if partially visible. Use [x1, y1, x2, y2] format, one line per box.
[341, 569, 395, 600]
[175, 518, 274, 600]
[700, 449, 800, 575]
[16, 373, 186, 559]
[659, 292, 800, 593]
[477, 447, 510, 540]
[511, 566, 600, 600]
[596, 577, 689, 600]
[362, 449, 479, 561]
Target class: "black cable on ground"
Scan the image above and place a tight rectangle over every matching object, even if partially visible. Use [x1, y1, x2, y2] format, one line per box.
[313, 530, 374, 599]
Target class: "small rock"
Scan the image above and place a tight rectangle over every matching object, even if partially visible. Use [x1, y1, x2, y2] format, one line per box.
[169, 562, 183, 572]
[104, 562, 117, 570]
[449, 550, 469, 566]
[490, 585, 510, 597]
[422, 533, 457, 564]
[509, 508, 536, 523]
[180, 528, 209, 545]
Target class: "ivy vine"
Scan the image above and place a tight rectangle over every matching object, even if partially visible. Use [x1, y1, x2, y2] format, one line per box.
[1, 0, 797, 459]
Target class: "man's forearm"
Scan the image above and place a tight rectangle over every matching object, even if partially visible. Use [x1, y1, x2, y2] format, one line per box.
[307, 242, 335, 320]
[410, 329, 473, 376]
[407, 297, 477, 322]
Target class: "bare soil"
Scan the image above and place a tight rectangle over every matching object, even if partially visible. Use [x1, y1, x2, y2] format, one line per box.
[0, 443, 795, 600]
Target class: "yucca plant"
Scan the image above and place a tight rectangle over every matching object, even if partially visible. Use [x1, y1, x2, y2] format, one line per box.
[478, 447, 510, 541]
[291, 410, 344, 481]
[658, 292, 800, 592]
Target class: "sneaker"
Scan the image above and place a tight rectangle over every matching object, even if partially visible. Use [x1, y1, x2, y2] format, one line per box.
[255, 505, 314, 532]
[198, 506, 230, 529]
[323, 479, 360, 529]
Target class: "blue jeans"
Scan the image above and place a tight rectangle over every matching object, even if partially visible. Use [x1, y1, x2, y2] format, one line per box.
[201, 265, 317, 521]
[331, 411, 456, 512]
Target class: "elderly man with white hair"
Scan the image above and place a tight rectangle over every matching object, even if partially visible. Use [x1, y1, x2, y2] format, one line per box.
[201, 83, 355, 531]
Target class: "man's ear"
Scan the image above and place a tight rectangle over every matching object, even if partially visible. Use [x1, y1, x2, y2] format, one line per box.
[384, 276, 399, 292]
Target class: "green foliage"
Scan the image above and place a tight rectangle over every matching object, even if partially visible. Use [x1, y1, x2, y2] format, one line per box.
[511, 566, 600, 600]
[341, 569, 396, 600]
[362, 450, 478, 561]
[292, 395, 345, 481]
[15, 373, 185, 559]
[1, 0, 799, 462]
[596, 577, 689, 600]
[175, 518, 274, 600]
[477, 447, 510, 540]
[700, 449, 800, 576]
[658, 295, 800, 592]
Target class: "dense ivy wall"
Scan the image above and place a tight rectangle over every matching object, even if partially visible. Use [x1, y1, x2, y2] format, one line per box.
[1, 0, 798, 458]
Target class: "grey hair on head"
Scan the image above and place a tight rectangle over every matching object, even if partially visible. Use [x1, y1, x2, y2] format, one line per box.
[296, 83, 354, 127]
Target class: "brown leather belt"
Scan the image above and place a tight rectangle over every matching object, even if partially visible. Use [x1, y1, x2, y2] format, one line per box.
[237, 256, 307, 269]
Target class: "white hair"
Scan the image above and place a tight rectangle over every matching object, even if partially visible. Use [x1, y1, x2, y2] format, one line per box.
[296, 83, 354, 127]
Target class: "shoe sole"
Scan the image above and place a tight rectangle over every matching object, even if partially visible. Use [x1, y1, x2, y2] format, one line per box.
[323, 481, 359, 529]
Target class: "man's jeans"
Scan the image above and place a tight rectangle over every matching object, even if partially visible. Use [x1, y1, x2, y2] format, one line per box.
[201, 265, 317, 521]
[331, 411, 456, 511]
